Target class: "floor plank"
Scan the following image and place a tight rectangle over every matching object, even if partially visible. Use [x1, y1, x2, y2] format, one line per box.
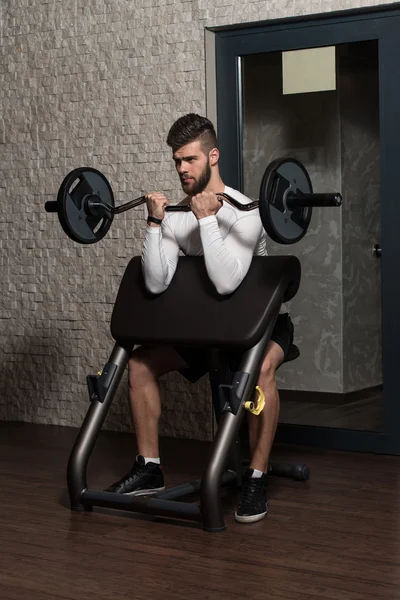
[0, 421, 400, 599]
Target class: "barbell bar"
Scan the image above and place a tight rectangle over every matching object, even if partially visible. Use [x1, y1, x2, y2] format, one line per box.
[45, 158, 342, 245]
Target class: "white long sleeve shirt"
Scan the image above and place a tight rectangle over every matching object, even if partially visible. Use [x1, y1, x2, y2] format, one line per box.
[141, 185, 286, 312]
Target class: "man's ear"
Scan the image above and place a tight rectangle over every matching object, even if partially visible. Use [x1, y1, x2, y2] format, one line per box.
[209, 147, 219, 166]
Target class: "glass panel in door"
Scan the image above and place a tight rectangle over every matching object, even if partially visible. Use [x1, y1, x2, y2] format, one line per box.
[240, 40, 383, 432]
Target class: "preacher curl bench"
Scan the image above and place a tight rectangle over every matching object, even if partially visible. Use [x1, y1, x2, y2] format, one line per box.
[67, 254, 310, 532]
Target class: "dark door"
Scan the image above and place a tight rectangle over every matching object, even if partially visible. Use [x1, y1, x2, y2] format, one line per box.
[213, 6, 400, 454]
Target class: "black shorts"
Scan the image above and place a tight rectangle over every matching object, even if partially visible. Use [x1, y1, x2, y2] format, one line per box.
[175, 313, 295, 384]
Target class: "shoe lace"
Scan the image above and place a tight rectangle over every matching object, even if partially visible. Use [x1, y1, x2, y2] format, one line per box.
[123, 462, 147, 485]
[239, 477, 265, 507]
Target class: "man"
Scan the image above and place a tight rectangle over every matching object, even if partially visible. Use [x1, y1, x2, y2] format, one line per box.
[106, 114, 295, 524]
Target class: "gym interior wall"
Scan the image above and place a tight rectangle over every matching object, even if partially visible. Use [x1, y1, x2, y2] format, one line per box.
[0, 0, 391, 439]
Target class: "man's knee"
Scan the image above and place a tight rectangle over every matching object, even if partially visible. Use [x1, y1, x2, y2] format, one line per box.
[259, 356, 276, 383]
[128, 345, 183, 386]
[259, 343, 284, 383]
[128, 347, 159, 386]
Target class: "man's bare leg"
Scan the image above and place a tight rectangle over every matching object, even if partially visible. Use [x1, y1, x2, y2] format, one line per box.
[128, 346, 189, 458]
[247, 340, 284, 473]
[235, 341, 284, 522]
[106, 345, 189, 494]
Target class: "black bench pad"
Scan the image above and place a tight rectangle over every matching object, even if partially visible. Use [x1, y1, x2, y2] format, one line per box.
[110, 255, 301, 349]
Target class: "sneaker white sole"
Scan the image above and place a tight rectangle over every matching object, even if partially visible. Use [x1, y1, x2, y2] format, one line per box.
[122, 486, 165, 497]
[234, 510, 267, 523]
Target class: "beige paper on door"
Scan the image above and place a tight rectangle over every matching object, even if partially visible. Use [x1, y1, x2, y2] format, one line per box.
[282, 46, 336, 95]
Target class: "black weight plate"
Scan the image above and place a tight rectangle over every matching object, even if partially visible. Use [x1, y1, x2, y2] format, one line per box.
[259, 158, 313, 244]
[57, 167, 115, 244]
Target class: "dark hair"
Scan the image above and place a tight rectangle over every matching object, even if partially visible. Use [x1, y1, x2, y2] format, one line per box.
[166, 113, 218, 154]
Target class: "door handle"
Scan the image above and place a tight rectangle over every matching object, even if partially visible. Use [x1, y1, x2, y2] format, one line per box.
[372, 243, 382, 258]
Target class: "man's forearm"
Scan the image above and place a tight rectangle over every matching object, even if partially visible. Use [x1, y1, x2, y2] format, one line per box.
[198, 216, 246, 295]
[141, 225, 177, 294]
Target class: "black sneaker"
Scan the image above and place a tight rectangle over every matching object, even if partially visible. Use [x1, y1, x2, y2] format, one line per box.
[105, 455, 165, 496]
[235, 469, 268, 523]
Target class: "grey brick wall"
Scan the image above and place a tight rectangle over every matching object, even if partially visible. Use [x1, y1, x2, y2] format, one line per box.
[0, 0, 391, 440]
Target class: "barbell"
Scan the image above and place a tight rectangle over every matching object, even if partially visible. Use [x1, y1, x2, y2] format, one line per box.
[44, 158, 342, 245]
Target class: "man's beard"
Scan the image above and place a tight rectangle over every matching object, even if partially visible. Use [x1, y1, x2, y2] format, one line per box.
[181, 161, 212, 195]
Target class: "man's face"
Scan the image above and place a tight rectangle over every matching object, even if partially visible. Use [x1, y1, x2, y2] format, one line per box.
[173, 140, 212, 196]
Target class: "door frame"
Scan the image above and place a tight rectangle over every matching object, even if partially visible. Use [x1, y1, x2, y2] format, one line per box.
[209, 4, 400, 454]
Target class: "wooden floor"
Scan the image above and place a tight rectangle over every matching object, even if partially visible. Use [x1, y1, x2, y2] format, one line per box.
[1, 421, 400, 600]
